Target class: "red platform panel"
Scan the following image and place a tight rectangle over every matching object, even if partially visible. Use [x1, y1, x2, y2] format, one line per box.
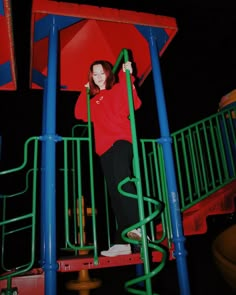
[183, 180, 236, 235]
[58, 249, 175, 273]
[156, 180, 236, 236]
[30, 0, 178, 91]
[0, 269, 44, 295]
[0, 0, 17, 90]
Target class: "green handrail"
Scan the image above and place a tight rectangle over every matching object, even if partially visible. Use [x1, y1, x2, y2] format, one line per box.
[171, 107, 236, 212]
[0, 137, 39, 286]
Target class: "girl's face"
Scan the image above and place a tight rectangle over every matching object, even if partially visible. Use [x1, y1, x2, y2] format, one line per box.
[92, 64, 106, 90]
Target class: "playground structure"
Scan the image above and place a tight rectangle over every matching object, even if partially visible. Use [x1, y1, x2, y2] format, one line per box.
[0, 1, 236, 295]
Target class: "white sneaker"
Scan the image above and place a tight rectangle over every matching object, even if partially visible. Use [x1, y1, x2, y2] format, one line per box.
[100, 244, 131, 257]
[127, 228, 150, 241]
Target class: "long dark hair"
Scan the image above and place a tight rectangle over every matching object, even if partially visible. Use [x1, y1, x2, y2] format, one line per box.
[88, 60, 116, 97]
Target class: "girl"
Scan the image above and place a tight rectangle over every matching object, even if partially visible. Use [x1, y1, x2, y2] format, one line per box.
[74, 60, 142, 256]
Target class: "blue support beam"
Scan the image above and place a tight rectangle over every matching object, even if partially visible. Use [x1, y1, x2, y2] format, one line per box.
[32, 68, 67, 89]
[39, 16, 60, 295]
[0, 62, 12, 86]
[0, 0, 4, 16]
[34, 14, 81, 42]
[146, 26, 191, 295]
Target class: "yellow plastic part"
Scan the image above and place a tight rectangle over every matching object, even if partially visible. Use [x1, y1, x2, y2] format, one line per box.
[66, 269, 102, 295]
[66, 197, 101, 294]
[219, 89, 236, 118]
[212, 224, 236, 291]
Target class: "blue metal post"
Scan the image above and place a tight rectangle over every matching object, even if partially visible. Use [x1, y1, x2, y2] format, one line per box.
[0, 135, 2, 160]
[40, 17, 59, 295]
[147, 28, 191, 295]
[136, 264, 144, 287]
[40, 80, 48, 267]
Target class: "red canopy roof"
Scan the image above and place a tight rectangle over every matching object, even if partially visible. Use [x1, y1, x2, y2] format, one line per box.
[0, 0, 16, 90]
[30, 0, 178, 91]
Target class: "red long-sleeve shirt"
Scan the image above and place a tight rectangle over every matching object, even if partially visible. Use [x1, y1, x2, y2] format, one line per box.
[74, 72, 142, 156]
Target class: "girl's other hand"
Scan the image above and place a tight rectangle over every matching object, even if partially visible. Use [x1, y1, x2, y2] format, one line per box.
[122, 61, 133, 74]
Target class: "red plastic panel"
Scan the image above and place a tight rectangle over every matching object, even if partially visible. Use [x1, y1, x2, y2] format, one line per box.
[0, 269, 44, 295]
[30, 0, 178, 91]
[0, 0, 17, 90]
[183, 180, 236, 235]
[32, 19, 151, 91]
[57, 250, 174, 272]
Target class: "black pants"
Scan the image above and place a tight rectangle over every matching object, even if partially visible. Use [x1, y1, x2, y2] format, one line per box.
[100, 140, 139, 244]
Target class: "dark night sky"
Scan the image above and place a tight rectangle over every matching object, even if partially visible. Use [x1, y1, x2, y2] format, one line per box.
[1, 1, 236, 164]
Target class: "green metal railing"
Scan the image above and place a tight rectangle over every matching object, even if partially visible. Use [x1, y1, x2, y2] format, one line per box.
[139, 139, 172, 245]
[0, 137, 39, 288]
[59, 123, 99, 263]
[172, 107, 236, 211]
[139, 107, 236, 242]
